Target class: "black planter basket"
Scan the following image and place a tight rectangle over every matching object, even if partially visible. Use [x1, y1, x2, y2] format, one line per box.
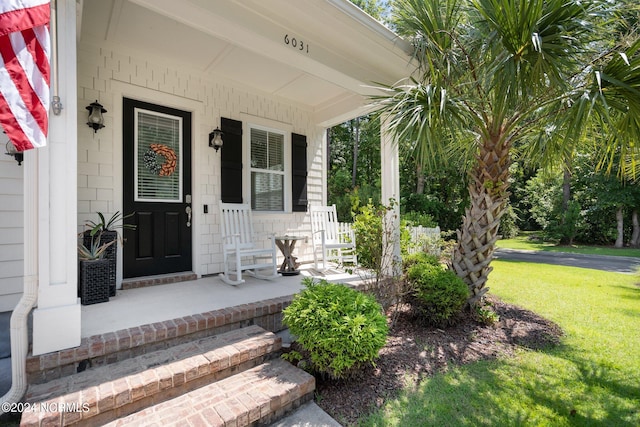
[83, 230, 117, 296]
[79, 259, 110, 305]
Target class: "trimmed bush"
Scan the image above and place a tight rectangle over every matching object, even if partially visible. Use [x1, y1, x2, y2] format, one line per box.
[352, 200, 412, 271]
[282, 278, 388, 379]
[407, 263, 470, 326]
[403, 252, 440, 274]
[352, 201, 385, 270]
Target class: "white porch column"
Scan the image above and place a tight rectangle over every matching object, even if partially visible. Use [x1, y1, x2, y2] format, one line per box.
[380, 119, 401, 277]
[32, 0, 80, 355]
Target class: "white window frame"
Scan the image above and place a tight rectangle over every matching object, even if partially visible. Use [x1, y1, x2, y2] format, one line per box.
[242, 118, 292, 213]
[133, 107, 183, 203]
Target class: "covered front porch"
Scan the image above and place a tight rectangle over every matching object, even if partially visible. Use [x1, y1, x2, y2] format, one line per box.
[0, 0, 417, 413]
[6, 0, 413, 360]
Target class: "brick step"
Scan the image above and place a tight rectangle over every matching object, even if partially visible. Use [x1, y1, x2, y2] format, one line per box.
[20, 325, 281, 426]
[104, 358, 315, 427]
[26, 295, 293, 386]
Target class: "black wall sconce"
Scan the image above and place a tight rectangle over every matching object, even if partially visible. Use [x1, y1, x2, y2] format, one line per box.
[5, 140, 23, 165]
[86, 100, 106, 133]
[209, 127, 224, 152]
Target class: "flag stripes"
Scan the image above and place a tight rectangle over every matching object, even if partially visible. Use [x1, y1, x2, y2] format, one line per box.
[0, 0, 50, 151]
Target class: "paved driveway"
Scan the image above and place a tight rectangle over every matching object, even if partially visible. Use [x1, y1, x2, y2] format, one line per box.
[494, 248, 640, 274]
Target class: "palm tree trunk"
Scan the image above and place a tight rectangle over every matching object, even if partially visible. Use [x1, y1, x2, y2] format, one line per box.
[452, 133, 511, 307]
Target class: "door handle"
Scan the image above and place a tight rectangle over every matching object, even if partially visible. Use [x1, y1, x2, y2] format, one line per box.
[186, 206, 192, 227]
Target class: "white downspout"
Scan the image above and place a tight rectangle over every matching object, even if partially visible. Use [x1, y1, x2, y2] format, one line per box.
[0, 149, 39, 412]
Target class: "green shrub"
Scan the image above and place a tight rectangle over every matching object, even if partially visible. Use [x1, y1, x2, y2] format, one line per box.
[402, 252, 440, 274]
[402, 211, 437, 227]
[546, 200, 581, 245]
[352, 200, 412, 270]
[352, 201, 384, 270]
[282, 278, 388, 379]
[474, 304, 500, 326]
[499, 204, 519, 239]
[406, 263, 470, 326]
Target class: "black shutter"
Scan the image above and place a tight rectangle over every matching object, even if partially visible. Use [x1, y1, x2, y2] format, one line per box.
[292, 133, 308, 212]
[220, 117, 243, 203]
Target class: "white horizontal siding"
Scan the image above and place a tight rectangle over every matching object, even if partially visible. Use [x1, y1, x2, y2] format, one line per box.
[0, 244, 23, 261]
[0, 156, 23, 311]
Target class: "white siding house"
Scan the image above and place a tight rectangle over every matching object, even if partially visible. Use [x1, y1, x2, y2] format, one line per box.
[0, 0, 412, 370]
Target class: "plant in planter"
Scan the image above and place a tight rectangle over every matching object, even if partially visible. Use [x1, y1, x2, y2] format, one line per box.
[78, 235, 115, 260]
[77, 236, 116, 305]
[83, 211, 136, 297]
[85, 211, 136, 239]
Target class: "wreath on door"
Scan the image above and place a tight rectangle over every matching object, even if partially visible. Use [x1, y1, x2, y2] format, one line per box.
[143, 144, 177, 176]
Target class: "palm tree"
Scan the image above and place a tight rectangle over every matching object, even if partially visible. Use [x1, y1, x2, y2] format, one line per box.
[375, 0, 640, 306]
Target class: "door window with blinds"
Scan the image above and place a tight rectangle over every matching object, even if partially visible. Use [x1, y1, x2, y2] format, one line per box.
[250, 127, 284, 211]
[134, 108, 183, 202]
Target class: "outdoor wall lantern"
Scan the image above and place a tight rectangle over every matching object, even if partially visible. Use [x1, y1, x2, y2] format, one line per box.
[209, 127, 224, 152]
[86, 100, 107, 133]
[5, 140, 23, 165]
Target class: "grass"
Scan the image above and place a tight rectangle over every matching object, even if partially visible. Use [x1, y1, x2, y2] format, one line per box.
[358, 261, 640, 426]
[496, 232, 640, 258]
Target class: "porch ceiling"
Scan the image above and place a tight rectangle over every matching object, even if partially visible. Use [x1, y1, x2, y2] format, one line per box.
[79, 0, 414, 126]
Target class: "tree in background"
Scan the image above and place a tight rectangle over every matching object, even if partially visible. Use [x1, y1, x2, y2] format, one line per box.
[327, 95, 469, 230]
[328, 115, 381, 221]
[524, 171, 582, 244]
[326, 1, 389, 222]
[350, 0, 389, 21]
[524, 153, 640, 248]
[573, 153, 640, 247]
[400, 150, 468, 231]
[328, 0, 469, 229]
[375, 0, 640, 307]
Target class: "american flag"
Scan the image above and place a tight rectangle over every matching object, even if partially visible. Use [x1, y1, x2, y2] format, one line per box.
[0, 0, 50, 152]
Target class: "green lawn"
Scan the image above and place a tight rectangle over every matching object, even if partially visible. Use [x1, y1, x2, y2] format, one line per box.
[497, 233, 640, 258]
[359, 261, 640, 426]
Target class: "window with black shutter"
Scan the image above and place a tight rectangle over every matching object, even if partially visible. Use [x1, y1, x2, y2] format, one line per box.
[220, 117, 307, 212]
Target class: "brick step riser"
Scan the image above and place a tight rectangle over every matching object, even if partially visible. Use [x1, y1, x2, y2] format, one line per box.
[26, 296, 293, 385]
[21, 327, 284, 426]
[103, 359, 316, 427]
[78, 357, 275, 427]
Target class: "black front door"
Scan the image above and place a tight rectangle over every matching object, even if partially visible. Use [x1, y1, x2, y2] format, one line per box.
[122, 98, 192, 278]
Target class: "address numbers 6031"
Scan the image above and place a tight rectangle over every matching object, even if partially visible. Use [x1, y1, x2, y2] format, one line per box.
[284, 34, 309, 54]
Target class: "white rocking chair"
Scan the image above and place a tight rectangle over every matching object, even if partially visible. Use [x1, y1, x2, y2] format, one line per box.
[219, 203, 279, 285]
[309, 204, 357, 271]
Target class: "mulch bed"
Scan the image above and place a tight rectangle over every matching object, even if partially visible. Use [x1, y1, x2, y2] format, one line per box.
[307, 295, 564, 426]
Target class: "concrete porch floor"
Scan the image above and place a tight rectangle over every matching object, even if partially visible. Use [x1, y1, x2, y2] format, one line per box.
[81, 265, 371, 338]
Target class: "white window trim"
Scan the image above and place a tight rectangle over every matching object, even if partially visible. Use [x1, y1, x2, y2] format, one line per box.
[133, 107, 184, 203]
[241, 115, 292, 213]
